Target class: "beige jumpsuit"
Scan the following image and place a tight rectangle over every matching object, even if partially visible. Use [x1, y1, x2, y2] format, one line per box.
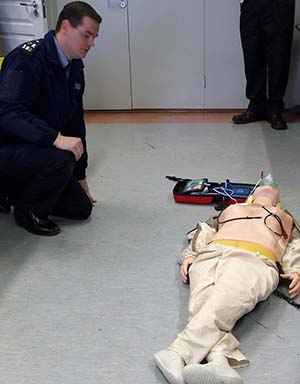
[168, 215, 300, 367]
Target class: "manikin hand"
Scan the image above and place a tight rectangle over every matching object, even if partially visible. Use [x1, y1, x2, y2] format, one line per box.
[181, 256, 195, 284]
[53, 133, 84, 161]
[78, 178, 97, 205]
[280, 272, 300, 299]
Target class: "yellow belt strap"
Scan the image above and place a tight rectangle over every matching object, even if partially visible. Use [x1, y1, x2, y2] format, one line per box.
[210, 239, 277, 262]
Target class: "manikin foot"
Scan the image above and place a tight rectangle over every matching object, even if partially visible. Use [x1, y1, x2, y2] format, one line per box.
[154, 349, 185, 384]
[183, 355, 244, 384]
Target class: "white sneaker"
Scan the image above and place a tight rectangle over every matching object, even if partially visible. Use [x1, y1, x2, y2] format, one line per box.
[154, 349, 185, 384]
[183, 356, 243, 384]
[183, 364, 219, 384]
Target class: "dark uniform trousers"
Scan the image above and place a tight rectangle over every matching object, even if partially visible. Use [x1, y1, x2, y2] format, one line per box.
[240, 0, 295, 115]
[0, 144, 93, 220]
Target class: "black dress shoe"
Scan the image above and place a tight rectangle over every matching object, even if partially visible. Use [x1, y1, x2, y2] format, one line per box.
[232, 110, 266, 124]
[14, 208, 61, 236]
[267, 114, 288, 130]
[0, 194, 11, 213]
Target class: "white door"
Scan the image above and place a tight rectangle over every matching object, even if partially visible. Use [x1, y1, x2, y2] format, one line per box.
[205, 0, 247, 109]
[0, 0, 48, 56]
[129, 0, 205, 109]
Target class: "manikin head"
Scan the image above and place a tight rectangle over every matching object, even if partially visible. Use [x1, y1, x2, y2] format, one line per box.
[251, 185, 280, 207]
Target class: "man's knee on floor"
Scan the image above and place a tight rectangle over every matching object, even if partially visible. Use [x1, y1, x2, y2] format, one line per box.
[72, 199, 93, 220]
[47, 149, 76, 176]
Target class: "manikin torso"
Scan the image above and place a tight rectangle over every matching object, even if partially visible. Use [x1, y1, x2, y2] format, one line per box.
[211, 202, 293, 262]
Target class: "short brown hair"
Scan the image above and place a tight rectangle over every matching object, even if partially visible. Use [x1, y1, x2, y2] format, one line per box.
[55, 1, 102, 33]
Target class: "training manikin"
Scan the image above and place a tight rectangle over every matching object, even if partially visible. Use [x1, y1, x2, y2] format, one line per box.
[154, 178, 300, 384]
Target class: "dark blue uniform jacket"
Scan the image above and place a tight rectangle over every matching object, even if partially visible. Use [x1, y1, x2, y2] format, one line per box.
[0, 30, 88, 180]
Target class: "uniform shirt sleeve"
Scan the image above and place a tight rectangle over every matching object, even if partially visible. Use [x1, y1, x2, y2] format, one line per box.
[69, 91, 87, 180]
[0, 52, 58, 146]
[64, 67, 88, 180]
[73, 117, 88, 180]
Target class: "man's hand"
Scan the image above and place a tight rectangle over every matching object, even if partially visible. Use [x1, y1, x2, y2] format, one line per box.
[280, 273, 300, 299]
[53, 133, 84, 161]
[181, 257, 195, 284]
[78, 178, 97, 204]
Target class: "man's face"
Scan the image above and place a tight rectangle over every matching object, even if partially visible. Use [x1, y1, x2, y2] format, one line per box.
[64, 16, 99, 60]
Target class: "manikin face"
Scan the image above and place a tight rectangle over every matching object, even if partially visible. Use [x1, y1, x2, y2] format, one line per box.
[60, 16, 100, 60]
[252, 185, 280, 206]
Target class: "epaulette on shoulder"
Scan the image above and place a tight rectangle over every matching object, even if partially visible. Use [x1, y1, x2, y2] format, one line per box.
[21, 39, 42, 55]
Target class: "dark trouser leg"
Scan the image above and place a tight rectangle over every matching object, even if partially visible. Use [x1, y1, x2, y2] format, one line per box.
[240, 0, 267, 115]
[263, 0, 295, 115]
[52, 176, 93, 220]
[1, 144, 75, 218]
[0, 193, 11, 213]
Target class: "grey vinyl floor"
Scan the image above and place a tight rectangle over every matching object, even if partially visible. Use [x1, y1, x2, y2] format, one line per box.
[1, 120, 300, 384]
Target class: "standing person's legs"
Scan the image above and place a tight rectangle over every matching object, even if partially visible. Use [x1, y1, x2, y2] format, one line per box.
[233, 0, 267, 124]
[1, 144, 76, 235]
[263, 0, 295, 129]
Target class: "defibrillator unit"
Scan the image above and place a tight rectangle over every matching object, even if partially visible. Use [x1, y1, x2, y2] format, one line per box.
[166, 176, 255, 207]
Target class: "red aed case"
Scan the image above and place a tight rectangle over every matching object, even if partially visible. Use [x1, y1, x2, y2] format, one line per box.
[167, 177, 255, 206]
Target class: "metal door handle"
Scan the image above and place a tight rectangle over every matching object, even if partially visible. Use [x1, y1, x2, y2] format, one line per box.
[296, 24, 300, 32]
[19, 1, 38, 8]
[108, 0, 127, 9]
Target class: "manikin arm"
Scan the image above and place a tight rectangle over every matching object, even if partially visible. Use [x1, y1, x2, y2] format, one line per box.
[180, 221, 216, 283]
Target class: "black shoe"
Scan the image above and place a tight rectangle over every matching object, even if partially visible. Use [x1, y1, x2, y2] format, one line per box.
[0, 194, 11, 213]
[232, 110, 266, 124]
[14, 208, 61, 236]
[267, 114, 288, 130]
